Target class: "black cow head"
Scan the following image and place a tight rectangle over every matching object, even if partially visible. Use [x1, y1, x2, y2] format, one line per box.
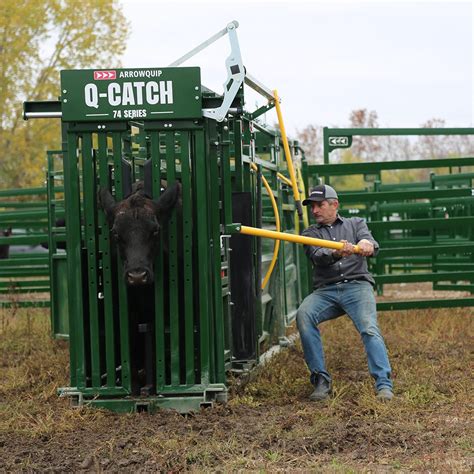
[98, 183, 181, 286]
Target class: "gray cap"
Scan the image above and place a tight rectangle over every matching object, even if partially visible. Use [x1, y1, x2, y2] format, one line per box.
[302, 184, 338, 205]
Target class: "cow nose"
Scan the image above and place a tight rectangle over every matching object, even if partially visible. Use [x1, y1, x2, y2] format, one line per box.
[126, 269, 150, 286]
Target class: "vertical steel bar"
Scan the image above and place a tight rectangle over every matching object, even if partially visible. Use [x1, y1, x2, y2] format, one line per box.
[234, 119, 244, 192]
[112, 132, 131, 392]
[194, 129, 211, 385]
[46, 151, 57, 337]
[150, 131, 166, 390]
[220, 120, 233, 362]
[221, 121, 233, 227]
[65, 131, 85, 388]
[97, 132, 116, 387]
[165, 131, 180, 387]
[179, 132, 195, 385]
[82, 133, 101, 387]
[208, 121, 225, 383]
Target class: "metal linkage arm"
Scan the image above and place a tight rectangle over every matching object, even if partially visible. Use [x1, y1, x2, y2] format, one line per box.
[169, 21, 240, 67]
[170, 20, 275, 122]
[244, 73, 274, 101]
[202, 22, 245, 122]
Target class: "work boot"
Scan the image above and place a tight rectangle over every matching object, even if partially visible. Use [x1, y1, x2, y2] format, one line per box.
[309, 374, 332, 401]
[376, 388, 394, 402]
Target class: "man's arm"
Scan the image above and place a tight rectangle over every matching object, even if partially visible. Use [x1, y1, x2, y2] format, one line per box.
[355, 218, 379, 257]
[302, 227, 342, 266]
[305, 244, 342, 266]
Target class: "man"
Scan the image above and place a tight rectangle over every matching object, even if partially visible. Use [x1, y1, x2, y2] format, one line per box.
[296, 184, 393, 401]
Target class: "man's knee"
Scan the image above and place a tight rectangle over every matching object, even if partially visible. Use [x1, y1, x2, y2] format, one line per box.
[296, 306, 312, 332]
[359, 321, 383, 339]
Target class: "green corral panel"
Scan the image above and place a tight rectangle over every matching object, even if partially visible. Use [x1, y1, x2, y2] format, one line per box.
[301, 127, 474, 308]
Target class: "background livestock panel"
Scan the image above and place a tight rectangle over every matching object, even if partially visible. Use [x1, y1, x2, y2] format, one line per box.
[302, 127, 474, 311]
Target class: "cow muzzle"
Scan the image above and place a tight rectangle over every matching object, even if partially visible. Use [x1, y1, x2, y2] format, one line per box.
[126, 268, 153, 286]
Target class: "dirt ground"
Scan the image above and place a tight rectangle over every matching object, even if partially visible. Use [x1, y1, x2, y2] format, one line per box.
[378, 281, 472, 301]
[0, 295, 473, 471]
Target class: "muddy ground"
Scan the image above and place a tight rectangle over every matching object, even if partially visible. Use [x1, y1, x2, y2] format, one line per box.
[0, 289, 472, 471]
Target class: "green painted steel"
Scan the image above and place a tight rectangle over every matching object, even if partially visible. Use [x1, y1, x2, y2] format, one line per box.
[46, 150, 68, 338]
[0, 187, 52, 309]
[23, 63, 308, 413]
[304, 127, 474, 311]
[60, 68, 202, 122]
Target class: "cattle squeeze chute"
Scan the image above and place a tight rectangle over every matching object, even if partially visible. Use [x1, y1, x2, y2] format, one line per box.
[24, 22, 312, 412]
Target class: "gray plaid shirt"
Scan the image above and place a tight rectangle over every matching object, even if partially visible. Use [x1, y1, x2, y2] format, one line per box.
[302, 215, 379, 289]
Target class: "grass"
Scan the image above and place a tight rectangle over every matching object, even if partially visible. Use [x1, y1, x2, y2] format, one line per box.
[0, 305, 472, 471]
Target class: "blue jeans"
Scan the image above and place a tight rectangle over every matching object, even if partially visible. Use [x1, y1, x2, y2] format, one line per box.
[296, 280, 392, 391]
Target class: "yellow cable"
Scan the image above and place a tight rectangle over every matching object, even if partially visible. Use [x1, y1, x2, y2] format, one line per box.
[296, 166, 309, 229]
[273, 90, 302, 217]
[276, 172, 293, 187]
[250, 163, 280, 290]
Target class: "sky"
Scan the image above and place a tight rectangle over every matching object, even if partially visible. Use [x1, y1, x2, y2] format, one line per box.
[121, 0, 473, 136]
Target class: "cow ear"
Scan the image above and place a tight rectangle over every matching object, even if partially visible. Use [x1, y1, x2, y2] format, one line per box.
[154, 182, 181, 223]
[98, 188, 117, 224]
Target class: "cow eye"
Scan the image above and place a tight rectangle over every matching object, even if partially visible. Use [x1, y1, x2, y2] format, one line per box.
[111, 229, 119, 241]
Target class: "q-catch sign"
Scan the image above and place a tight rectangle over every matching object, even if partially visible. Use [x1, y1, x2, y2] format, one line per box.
[60, 67, 202, 122]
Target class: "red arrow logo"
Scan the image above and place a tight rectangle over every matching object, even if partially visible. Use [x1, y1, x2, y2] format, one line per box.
[94, 70, 116, 80]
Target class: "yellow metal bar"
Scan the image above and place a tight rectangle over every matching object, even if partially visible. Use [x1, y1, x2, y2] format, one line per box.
[250, 163, 280, 289]
[296, 166, 309, 229]
[276, 172, 293, 187]
[273, 89, 302, 216]
[239, 225, 361, 253]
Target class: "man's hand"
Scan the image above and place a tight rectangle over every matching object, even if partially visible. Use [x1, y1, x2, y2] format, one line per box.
[357, 239, 374, 257]
[333, 240, 355, 257]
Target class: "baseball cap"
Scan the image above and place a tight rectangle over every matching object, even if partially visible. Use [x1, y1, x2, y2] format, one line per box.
[302, 184, 338, 205]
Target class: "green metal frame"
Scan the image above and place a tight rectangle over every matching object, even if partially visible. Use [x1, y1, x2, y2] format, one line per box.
[0, 187, 52, 309]
[301, 127, 474, 311]
[35, 68, 308, 413]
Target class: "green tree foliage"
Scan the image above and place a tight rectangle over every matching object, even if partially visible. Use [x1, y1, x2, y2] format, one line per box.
[0, 0, 129, 188]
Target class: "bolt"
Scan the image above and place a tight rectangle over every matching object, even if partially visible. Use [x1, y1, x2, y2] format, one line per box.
[195, 96, 199, 100]
[63, 99, 68, 103]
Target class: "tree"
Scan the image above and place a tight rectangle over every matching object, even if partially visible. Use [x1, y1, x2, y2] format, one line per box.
[296, 124, 323, 164]
[348, 108, 381, 160]
[0, 0, 129, 188]
[415, 118, 474, 160]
